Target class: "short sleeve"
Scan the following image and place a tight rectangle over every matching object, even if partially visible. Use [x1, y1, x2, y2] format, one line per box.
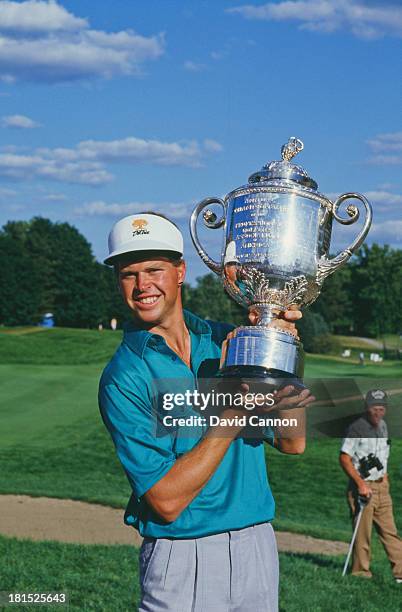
[99, 382, 176, 498]
[340, 432, 358, 457]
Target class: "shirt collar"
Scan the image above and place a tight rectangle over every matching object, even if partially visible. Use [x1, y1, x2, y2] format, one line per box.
[123, 309, 211, 358]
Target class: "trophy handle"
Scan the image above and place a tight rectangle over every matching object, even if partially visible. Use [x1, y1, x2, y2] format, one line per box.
[189, 197, 226, 275]
[317, 192, 372, 282]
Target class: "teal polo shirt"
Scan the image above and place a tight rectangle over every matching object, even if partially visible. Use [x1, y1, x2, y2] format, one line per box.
[99, 309, 276, 539]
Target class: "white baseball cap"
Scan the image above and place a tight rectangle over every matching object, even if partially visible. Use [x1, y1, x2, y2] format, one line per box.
[104, 213, 184, 265]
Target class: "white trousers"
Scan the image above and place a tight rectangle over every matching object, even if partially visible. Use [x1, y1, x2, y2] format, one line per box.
[138, 522, 279, 612]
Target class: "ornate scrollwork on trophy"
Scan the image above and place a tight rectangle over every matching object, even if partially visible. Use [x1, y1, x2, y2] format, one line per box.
[281, 137, 304, 162]
[240, 268, 308, 309]
[240, 268, 270, 303]
[316, 249, 353, 285]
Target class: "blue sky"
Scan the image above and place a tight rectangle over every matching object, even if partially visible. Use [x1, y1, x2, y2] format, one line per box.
[0, 0, 401, 283]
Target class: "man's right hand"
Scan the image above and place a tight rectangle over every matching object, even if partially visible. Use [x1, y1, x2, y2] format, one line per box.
[358, 480, 373, 498]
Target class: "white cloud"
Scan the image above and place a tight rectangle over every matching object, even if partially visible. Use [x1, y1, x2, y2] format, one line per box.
[42, 192, 67, 201]
[228, 1, 402, 39]
[0, 151, 113, 185]
[0, 0, 86, 33]
[183, 60, 206, 72]
[0, 134, 222, 185]
[367, 131, 402, 152]
[327, 189, 402, 211]
[0, 0, 164, 83]
[210, 51, 224, 60]
[368, 154, 402, 165]
[75, 200, 190, 219]
[1, 114, 41, 128]
[363, 190, 402, 215]
[76, 137, 205, 167]
[367, 131, 402, 164]
[365, 190, 402, 206]
[369, 219, 402, 244]
[203, 139, 223, 153]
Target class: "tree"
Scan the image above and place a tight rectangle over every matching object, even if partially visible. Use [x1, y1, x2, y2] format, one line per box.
[184, 274, 245, 325]
[97, 263, 131, 326]
[49, 221, 104, 327]
[0, 233, 41, 325]
[352, 244, 402, 337]
[0, 217, 118, 328]
[296, 310, 331, 353]
[311, 264, 354, 334]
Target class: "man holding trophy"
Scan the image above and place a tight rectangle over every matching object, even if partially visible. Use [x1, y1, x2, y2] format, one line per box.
[99, 139, 372, 611]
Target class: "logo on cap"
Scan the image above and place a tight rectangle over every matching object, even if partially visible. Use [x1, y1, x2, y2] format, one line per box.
[372, 390, 385, 400]
[132, 219, 150, 236]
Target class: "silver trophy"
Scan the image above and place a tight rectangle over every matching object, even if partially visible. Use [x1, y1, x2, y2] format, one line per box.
[190, 138, 372, 380]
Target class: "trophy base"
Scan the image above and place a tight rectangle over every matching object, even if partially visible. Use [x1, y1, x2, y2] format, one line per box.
[217, 364, 305, 392]
[221, 326, 304, 379]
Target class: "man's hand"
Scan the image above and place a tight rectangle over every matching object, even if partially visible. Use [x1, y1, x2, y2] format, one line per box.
[215, 382, 314, 450]
[248, 305, 302, 338]
[272, 384, 315, 411]
[220, 307, 302, 368]
[357, 481, 373, 498]
[339, 452, 374, 498]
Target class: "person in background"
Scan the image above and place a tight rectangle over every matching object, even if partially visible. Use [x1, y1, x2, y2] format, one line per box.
[339, 389, 402, 582]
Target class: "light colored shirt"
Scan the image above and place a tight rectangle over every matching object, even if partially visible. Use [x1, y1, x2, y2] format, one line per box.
[340, 416, 390, 480]
[99, 309, 276, 539]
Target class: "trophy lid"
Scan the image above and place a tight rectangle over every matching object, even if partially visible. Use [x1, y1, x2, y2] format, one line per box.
[248, 137, 318, 190]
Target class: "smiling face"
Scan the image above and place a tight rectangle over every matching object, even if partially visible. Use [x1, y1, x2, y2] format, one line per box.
[366, 404, 386, 428]
[117, 255, 186, 328]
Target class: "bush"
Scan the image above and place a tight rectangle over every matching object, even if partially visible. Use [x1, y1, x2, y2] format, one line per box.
[297, 311, 329, 353]
[309, 333, 340, 355]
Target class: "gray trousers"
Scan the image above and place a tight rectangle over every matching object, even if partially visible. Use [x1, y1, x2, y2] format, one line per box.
[138, 523, 279, 612]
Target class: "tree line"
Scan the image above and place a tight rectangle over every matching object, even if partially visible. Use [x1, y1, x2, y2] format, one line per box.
[0, 217, 129, 328]
[1, 218, 401, 345]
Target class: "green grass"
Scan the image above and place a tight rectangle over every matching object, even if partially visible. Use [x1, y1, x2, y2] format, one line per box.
[279, 551, 401, 612]
[0, 536, 400, 612]
[267, 440, 402, 541]
[0, 327, 401, 540]
[0, 328, 402, 611]
[0, 327, 122, 365]
[0, 415, 130, 508]
[0, 326, 400, 373]
[0, 362, 129, 505]
[0, 364, 103, 448]
[305, 353, 402, 378]
[0, 536, 140, 611]
[0, 368, 400, 539]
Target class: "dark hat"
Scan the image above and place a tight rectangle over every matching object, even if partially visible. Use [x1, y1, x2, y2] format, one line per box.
[365, 389, 388, 407]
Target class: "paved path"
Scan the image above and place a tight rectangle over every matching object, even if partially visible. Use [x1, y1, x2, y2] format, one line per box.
[0, 495, 348, 555]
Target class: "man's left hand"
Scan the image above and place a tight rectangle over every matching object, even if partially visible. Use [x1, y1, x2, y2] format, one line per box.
[249, 384, 315, 415]
[248, 305, 302, 338]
